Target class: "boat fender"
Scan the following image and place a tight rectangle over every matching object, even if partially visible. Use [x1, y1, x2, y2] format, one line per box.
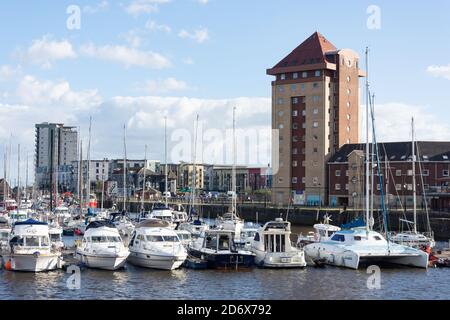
[5, 259, 12, 271]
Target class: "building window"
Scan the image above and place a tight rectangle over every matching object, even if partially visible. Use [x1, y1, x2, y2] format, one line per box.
[292, 148, 298, 155]
[347, 102, 351, 108]
[313, 83, 319, 89]
[302, 161, 306, 167]
[407, 184, 413, 191]
[346, 126, 351, 132]
[293, 73, 298, 79]
[278, 86, 284, 93]
[292, 161, 298, 167]
[313, 147, 318, 153]
[313, 177, 319, 185]
[423, 169, 429, 176]
[302, 123, 306, 129]
[424, 184, 430, 190]
[302, 72, 308, 78]
[345, 184, 349, 191]
[346, 76, 351, 82]
[278, 98, 284, 105]
[335, 170, 341, 177]
[396, 170, 402, 177]
[300, 84, 305, 91]
[292, 123, 298, 130]
[346, 114, 351, 120]
[290, 84, 296, 92]
[347, 89, 351, 95]
[313, 108, 319, 115]
[302, 110, 306, 117]
[278, 178, 284, 184]
[278, 111, 284, 117]
[292, 97, 299, 104]
[312, 96, 320, 103]
[292, 110, 298, 117]
[302, 177, 306, 184]
[313, 121, 319, 128]
[293, 136, 298, 142]
[407, 170, 413, 176]
[292, 177, 298, 184]
[280, 74, 286, 80]
[278, 124, 284, 129]
[395, 184, 402, 191]
[315, 70, 321, 77]
[302, 148, 306, 154]
[443, 170, 449, 177]
[335, 184, 341, 191]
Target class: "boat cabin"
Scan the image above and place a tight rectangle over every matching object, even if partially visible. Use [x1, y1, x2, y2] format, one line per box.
[202, 230, 236, 253]
[327, 229, 388, 246]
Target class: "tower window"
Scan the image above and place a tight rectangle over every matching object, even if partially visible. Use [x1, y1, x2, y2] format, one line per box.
[315, 70, 321, 77]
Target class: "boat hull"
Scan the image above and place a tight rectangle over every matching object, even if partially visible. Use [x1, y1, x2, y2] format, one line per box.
[254, 250, 307, 268]
[76, 252, 128, 270]
[188, 249, 254, 269]
[127, 251, 186, 270]
[4, 253, 61, 272]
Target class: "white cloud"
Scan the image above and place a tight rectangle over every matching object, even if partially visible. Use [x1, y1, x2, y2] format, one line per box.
[125, 0, 171, 16]
[361, 102, 450, 142]
[16, 75, 102, 110]
[183, 57, 194, 65]
[139, 78, 190, 94]
[145, 20, 171, 33]
[0, 65, 22, 81]
[84, 0, 109, 14]
[196, 0, 209, 4]
[80, 43, 171, 69]
[178, 28, 209, 43]
[427, 64, 450, 80]
[120, 30, 143, 48]
[20, 35, 76, 68]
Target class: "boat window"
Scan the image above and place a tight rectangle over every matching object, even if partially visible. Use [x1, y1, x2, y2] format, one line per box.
[373, 236, 382, 241]
[107, 236, 121, 242]
[163, 236, 179, 242]
[50, 234, 61, 241]
[41, 236, 49, 246]
[0, 232, 9, 239]
[146, 235, 164, 242]
[254, 233, 260, 242]
[218, 235, 230, 250]
[354, 236, 362, 241]
[319, 229, 327, 237]
[91, 236, 108, 243]
[205, 235, 218, 250]
[331, 234, 345, 242]
[25, 236, 40, 247]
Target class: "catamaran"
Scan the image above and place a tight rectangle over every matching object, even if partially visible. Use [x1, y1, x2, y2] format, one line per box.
[304, 48, 429, 270]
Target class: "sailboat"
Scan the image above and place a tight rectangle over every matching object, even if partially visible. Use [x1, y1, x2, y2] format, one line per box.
[178, 114, 209, 237]
[389, 118, 435, 249]
[215, 107, 245, 242]
[304, 48, 429, 269]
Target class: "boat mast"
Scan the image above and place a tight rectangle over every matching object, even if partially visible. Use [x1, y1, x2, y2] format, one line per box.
[412, 117, 417, 234]
[87, 117, 92, 208]
[17, 144, 20, 205]
[191, 115, 199, 217]
[164, 117, 168, 208]
[3, 147, 6, 203]
[101, 158, 106, 211]
[79, 140, 83, 214]
[365, 47, 370, 233]
[141, 145, 147, 214]
[123, 124, 127, 212]
[25, 151, 28, 202]
[232, 106, 237, 218]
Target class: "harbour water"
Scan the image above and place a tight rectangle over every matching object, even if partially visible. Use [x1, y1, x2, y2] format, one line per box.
[1, 226, 449, 300]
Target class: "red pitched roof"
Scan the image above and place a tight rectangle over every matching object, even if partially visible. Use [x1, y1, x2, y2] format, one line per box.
[270, 32, 337, 71]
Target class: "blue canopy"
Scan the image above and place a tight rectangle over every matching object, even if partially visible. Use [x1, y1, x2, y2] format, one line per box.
[14, 219, 47, 226]
[340, 217, 365, 229]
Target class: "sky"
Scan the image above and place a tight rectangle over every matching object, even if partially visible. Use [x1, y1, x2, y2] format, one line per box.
[1, 0, 450, 185]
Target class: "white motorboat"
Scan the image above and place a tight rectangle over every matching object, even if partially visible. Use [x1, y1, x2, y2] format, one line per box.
[0, 220, 11, 254]
[149, 203, 176, 229]
[76, 220, 129, 270]
[178, 219, 210, 238]
[188, 229, 255, 269]
[235, 224, 259, 250]
[297, 215, 341, 247]
[216, 212, 245, 242]
[172, 204, 188, 225]
[389, 231, 436, 249]
[251, 218, 306, 268]
[304, 228, 429, 269]
[5, 219, 62, 272]
[127, 219, 187, 270]
[110, 212, 135, 245]
[8, 209, 29, 224]
[175, 229, 192, 248]
[54, 206, 71, 223]
[49, 224, 64, 251]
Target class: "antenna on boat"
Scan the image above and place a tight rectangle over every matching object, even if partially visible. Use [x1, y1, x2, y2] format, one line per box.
[365, 47, 370, 234]
[123, 124, 127, 212]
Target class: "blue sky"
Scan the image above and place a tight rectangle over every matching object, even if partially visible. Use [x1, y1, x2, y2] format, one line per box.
[1, 0, 450, 184]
